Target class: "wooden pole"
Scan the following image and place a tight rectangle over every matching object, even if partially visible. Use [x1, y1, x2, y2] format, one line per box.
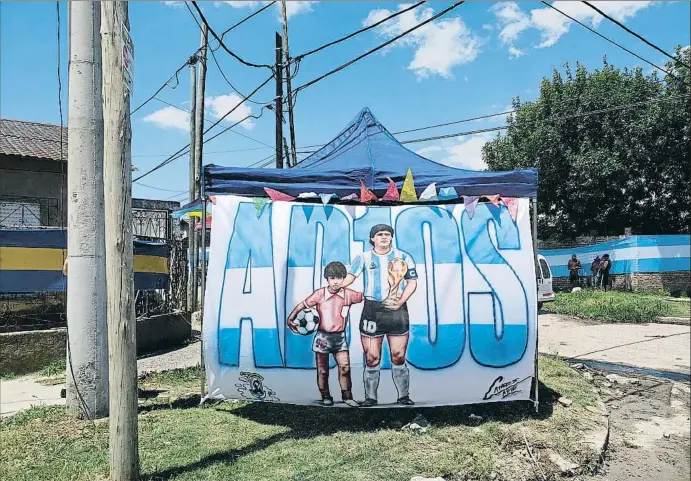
[192, 23, 207, 311]
[101, 2, 139, 478]
[187, 56, 197, 312]
[275, 32, 283, 169]
[280, 0, 297, 167]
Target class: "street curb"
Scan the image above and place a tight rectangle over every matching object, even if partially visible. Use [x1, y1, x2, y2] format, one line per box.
[655, 317, 690, 326]
[584, 397, 610, 468]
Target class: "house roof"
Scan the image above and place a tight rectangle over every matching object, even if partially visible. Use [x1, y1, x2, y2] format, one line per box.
[0, 119, 67, 161]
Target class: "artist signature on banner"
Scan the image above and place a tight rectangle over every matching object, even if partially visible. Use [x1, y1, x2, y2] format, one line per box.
[482, 375, 532, 401]
[235, 372, 280, 402]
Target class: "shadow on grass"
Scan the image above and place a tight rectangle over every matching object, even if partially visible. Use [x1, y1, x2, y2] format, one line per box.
[143, 380, 560, 480]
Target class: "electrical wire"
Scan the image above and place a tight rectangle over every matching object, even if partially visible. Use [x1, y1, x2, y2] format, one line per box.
[293, 1, 426, 61]
[291, 1, 465, 99]
[130, 62, 188, 115]
[398, 93, 691, 145]
[541, 1, 680, 82]
[190, 1, 274, 71]
[210, 0, 276, 52]
[581, 1, 689, 69]
[392, 109, 516, 135]
[133, 74, 274, 182]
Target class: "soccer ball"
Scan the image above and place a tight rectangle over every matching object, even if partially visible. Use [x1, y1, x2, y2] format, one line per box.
[295, 309, 319, 335]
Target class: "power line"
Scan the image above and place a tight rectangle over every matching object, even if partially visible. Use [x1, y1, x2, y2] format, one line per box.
[133, 146, 271, 158]
[153, 97, 273, 148]
[581, 1, 689, 70]
[392, 109, 515, 135]
[133, 74, 274, 182]
[541, 1, 679, 81]
[398, 93, 690, 145]
[294, 1, 426, 61]
[131, 1, 272, 116]
[134, 182, 187, 194]
[292, 1, 466, 97]
[190, 1, 274, 71]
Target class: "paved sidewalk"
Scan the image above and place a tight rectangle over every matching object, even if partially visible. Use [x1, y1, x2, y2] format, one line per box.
[539, 314, 691, 374]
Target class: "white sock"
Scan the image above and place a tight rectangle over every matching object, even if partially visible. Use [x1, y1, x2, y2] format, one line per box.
[392, 363, 410, 399]
[364, 365, 380, 401]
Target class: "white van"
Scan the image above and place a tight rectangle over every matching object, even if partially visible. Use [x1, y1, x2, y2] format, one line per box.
[536, 254, 555, 310]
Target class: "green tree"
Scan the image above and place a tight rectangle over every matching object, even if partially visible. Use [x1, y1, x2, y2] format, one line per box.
[483, 48, 690, 238]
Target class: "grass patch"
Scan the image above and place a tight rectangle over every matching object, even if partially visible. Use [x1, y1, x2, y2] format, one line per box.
[0, 356, 602, 481]
[543, 290, 690, 323]
[1, 372, 18, 380]
[139, 366, 202, 399]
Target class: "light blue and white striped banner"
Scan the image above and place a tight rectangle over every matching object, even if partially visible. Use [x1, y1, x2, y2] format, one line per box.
[539, 235, 690, 278]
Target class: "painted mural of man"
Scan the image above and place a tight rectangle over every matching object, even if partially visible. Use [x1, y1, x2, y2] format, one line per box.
[341, 224, 418, 406]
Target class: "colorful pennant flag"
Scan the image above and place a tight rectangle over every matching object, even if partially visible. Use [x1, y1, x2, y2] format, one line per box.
[382, 178, 400, 201]
[400, 168, 418, 202]
[360, 180, 378, 203]
[253, 197, 270, 218]
[209, 196, 217, 205]
[298, 192, 318, 199]
[319, 193, 336, 205]
[487, 194, 501, 206]
[502, 197, 519, 221]
[264, 187, 295, 201]
[463, 195, 480, 219]
[342, 193, 359, 201]
[419, 183, 438, 201]
[438, 187, 458, 201]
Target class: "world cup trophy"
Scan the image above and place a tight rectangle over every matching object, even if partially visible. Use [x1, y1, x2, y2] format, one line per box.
[384, 258, 408, 308]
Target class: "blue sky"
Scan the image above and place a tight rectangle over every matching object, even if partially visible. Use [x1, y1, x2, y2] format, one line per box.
[1, 1, 689, 203]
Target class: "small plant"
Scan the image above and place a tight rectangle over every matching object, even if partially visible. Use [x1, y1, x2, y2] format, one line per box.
[39, 359, 66, 378]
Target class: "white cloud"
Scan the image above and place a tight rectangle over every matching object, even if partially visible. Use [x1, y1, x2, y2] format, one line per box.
[206, 93, 255, 129]
[508, 45, 525, 58]
[163, 1, 184, 8]
[142, 106, 189, 131]
[363, 4, 480, 79]
[217, 1, 313, 19]
[491, 1, 652, 53]
[416, 133, 495, 170]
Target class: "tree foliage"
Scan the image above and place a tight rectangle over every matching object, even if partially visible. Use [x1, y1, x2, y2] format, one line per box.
[483, 48, 690, 238]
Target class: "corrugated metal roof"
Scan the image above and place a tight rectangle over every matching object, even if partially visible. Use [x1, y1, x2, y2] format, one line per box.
[0, 118, 67, 161]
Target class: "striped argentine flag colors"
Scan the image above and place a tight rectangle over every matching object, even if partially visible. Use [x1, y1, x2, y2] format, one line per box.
[539, 235, 690, 278]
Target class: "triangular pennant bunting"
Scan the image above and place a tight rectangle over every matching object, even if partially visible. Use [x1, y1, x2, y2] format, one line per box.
[253, 197, 270, 218]
[319, 193, 335, 205]
[438, 187, 458, 201]
[502, 197, 519, 221]
[264, 187, 295, 201]
[209, 195, 217, 205]
[302, 205, 315, 223]
[344, 205, 358, 219]
[342, 193, 359, 201]
[487, 194, 501, 206]
[463, 195, 480, 219]
[400, 168, 418, 202]
[419, 183, 438, 201]
[298, 192, 318, 199]
[382, 178, 400, 201]
[360, 180, 378, 203]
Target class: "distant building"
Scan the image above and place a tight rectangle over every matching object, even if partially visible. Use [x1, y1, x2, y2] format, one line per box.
[1, 118, 179, 237]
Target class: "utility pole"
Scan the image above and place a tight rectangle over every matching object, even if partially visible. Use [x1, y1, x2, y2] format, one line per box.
[281, 0, 297, 168]
[283, 137, 291, 168]
[102, 2, 139, 479]
[66, 0, 108, 420]
[275, 32, 284, 169]
[192, 23, 208, 311]
[186, 55, 197, 312]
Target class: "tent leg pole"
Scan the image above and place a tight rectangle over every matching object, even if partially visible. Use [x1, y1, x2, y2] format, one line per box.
[532, 197, 539, 414]
[200, 193, 207, 399]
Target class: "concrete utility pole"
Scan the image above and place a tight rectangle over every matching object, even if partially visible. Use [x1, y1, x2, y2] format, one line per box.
[101, 2, 139, 479]
[192, 23, 208, 311]
[187, 55, 197, 311]
[66, 0, 109, 420]
[281, 0, 297, 168]
[275, 32, 284, 169]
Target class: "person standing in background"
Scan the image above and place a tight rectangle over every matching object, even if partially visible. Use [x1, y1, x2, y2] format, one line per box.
[590, 255, 601, 288]
[600, 254, 612, 291]
[568, 254, 582, 287]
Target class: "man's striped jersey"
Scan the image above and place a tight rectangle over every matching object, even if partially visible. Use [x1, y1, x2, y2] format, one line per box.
[348, 248, 418, 301]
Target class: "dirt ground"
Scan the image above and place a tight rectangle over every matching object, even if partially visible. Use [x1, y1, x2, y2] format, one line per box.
[574, 366, 690, 481]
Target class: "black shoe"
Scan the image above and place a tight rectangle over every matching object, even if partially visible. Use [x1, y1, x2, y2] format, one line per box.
[397, 396, 415, 405]
[321, 396, 334, 406]
[360, 398, 378, 407]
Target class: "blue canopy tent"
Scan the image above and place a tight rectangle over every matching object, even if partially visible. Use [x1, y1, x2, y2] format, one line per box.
[203, 108, 537, 198]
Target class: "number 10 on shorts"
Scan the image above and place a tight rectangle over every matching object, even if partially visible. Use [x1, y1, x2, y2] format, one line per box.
[362, 320, 377, 334]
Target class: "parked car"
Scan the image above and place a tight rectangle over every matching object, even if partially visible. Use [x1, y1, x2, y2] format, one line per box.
[536, 254, 555, 310]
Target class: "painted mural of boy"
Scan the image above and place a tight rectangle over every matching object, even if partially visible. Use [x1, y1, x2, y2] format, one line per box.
[287, 261, 364, 407]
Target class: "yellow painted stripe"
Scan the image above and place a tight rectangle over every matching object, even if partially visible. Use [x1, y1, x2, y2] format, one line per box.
[0, 247, 66, 271]
[1, 247, 168, 274]
[133, 255, 169, 274]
